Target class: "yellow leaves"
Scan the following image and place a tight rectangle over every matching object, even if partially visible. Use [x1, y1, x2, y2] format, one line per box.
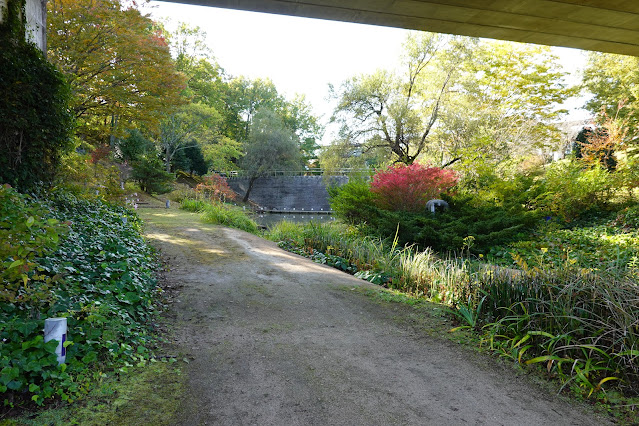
[48, 0, 187, 144]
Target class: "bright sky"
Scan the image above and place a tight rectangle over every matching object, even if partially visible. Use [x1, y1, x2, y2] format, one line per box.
[145, 1, 591, 142]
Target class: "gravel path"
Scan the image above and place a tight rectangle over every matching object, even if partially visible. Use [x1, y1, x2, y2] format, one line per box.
[140, 208, 611, 426]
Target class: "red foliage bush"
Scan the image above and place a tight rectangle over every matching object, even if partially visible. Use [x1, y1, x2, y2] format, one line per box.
[370, 163, 458, 212]
[195, 174, 236, 202]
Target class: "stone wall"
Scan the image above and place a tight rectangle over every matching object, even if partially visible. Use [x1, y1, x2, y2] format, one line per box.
[227, 176, 348, 211]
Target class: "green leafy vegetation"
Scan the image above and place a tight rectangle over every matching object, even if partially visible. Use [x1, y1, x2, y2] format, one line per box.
[180, 199, 258, 233]
[0, 186, 162, 408]
[0, 3, 73, 191]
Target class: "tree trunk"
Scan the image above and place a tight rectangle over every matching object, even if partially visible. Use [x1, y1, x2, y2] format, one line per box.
[243, 176, 258, 203]
[165, 146, 172, 172]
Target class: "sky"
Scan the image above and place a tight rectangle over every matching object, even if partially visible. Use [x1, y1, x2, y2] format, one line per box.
[145, 1, 591, 143]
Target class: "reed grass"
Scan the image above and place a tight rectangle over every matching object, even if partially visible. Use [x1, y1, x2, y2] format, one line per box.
[267, 221, 639, 395]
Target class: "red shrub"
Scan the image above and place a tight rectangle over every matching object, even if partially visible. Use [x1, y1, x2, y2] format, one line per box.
[195, 174, 236, 202]
[370, 163, 458, 212]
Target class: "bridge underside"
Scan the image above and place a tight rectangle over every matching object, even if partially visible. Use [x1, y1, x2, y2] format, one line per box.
[161, 0, 639, 57]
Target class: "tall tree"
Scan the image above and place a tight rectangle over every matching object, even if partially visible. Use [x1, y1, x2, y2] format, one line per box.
[224, 77, 284, 142]
[279, 94, 323, 167]
[157, 102, 221, 172]
[582, 52, 639, 138]
[166, 22, 227, 111]
[47, 0, 187, 145]
[432, 41, 571, 176]
[330, 32, 469, 164]
[240, 108, 301, 202]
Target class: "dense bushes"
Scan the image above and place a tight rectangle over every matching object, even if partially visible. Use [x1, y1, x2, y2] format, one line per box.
[530, 159, 617, 221]
[0, 14, 73, 191]
[0, 187, 160, 406]
[330, 180, 537, 254]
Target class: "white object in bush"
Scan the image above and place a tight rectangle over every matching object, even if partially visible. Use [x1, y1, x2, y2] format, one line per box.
[44, 317, 67, 364]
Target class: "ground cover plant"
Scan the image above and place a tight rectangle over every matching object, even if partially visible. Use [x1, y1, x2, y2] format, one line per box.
[490, 219, 639, 273]
[0, 186, 161, 410]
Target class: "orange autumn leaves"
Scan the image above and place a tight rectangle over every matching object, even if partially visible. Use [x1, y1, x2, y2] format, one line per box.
[47, 0, 187, 145]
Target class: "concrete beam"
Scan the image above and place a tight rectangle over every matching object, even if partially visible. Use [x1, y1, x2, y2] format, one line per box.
[161, 0, 639, 56]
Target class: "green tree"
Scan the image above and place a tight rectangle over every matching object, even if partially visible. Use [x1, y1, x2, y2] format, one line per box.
[280, 94, 323, 167]
[157, 103, 221, 172]
[131, 154, 174, 194]
[433, 41, 571, 179]
[47, 0, 187, 145]
[224, 77, 284, 141]
[582, 52, 639, 138]
[240, 108, 301, 202]
[330, 32, 469, 165]
[115, 129, 155, 164]
[166, 22, 227, 111]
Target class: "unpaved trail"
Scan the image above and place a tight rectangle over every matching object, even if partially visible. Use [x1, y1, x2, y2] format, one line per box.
[140, 208, 611, 426]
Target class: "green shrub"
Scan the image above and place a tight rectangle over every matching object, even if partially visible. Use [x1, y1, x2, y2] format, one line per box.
[131, 155, 174, 194]
[615, 204, 639, 229]
[328, 179, 379, 224]
[0, 186, 68, 313]
[531, 159, 616, 221]
[329, 178, 538, 254]
[200, 203, 258, 234]
[0, 23, 73, 191]
[180, 200, 258, 234]
[180, 198, 207, 213]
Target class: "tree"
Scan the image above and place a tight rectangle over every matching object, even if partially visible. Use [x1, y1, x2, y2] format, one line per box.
[131, 154, 174, 194]
[157, 103, 221, 172]
[582, 52, 639, 138]
[47, 0, 187, 145]
[182, 145, 210, 176]
[240, 108, 301, 202]
[165, 22, 227, 111]
[224, 77, 284, 142]
[279, 94, 323, 167]
[115, 129, 155, 163]
[330, 32, 469, 165]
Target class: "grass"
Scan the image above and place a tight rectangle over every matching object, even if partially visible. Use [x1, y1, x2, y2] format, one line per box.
[180, 199, 258, 233]
[3, 362, 185, 426]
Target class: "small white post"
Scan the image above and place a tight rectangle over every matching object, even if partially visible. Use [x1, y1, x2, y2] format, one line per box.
[44, 318, 67, 365]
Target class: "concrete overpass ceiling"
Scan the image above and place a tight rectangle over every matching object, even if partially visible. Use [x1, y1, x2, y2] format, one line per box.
[162, 0, 639, 56]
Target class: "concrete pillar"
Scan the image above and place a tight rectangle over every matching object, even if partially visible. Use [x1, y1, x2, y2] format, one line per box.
[0, 0, 47, 52]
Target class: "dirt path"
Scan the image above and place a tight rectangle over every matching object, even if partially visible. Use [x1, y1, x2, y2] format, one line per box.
[140, 208, 611, 426]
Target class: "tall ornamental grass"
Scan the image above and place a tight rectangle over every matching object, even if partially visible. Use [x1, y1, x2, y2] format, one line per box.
[268, 221, 639, 396]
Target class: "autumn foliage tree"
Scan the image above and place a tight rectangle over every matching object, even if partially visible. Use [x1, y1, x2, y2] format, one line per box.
[195, 174, 236, 202]
[47, 0, 187, 145]
[370, 163, 458, 212]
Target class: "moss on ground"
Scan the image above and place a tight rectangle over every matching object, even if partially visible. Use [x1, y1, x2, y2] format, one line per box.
[5, 362, 185, 426]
